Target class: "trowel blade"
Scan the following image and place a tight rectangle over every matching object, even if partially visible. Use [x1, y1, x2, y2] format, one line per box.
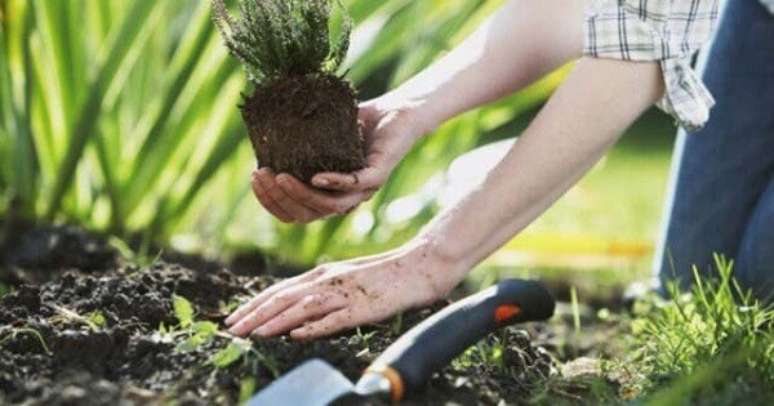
[246, 359, 354, 406]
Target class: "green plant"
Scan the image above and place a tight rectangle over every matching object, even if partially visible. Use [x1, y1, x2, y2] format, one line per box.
[629, 254, 774, 399]
[212, 0, 365, 182]
[169, 294, 219, 352]
[211, 0, 350, 84]
[167, 294, 258, 371]
[238, 376, 257, 404]
[452, 333, 507, 371]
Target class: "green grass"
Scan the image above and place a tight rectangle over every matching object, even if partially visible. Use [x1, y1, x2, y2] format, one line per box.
[627, 255, 773, 403]
[524, 256, 773, 405]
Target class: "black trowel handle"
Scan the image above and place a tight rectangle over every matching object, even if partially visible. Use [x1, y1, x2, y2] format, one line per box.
[363, 279, 554, 401]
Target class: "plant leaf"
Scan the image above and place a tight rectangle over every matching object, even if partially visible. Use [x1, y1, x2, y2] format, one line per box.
[172, 294, 194, 328]
[210, 342, 248, 368]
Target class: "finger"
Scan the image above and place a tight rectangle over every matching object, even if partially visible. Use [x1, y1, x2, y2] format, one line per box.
[225, 270, 321, 326]
[311, 167, 383, 192]
[277, 174, 365, 215]
[257, 170, 322, 223]
[228, 284, 315, 337]
[253, 293, 347, 337]
[290, 308, 356, 341]
[251, 172, 294, 223]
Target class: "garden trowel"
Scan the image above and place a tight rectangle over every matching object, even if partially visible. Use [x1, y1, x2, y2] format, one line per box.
[247, 279, 555, 405]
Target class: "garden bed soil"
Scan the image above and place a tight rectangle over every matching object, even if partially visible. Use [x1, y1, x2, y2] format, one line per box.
[0, 224, 590, 405]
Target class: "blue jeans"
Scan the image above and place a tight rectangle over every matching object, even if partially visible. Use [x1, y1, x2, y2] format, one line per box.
[654, 0, 774, 303]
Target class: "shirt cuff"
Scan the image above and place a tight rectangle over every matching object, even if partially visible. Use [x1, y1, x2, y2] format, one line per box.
[583, 2, 716, 131]
[656, 59, 715, 132]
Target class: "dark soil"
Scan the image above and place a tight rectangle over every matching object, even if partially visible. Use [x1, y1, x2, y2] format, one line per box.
[242, 73, 365, 183]
[0, 225, 561, 405]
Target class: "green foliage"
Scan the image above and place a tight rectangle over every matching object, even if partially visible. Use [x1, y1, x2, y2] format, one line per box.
[178, 321, 220, 352]
[171, 294, 222, 352]
[0, 0, 245, 244]
[0, 0, 559, 265]
[210, 340, 251, 368]
[212, 0, 351, 84]
[453, 334, 507, 371]
[167, 293, 255, 369]
[86, 310, 107, 329]
[629, 255, 774, 400]
[238, 376, 257, 403]
[172, 294, 195, 328]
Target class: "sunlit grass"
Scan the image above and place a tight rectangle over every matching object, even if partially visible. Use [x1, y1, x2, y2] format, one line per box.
[629, 255, 773, 399]
[522, 256, 773, 404]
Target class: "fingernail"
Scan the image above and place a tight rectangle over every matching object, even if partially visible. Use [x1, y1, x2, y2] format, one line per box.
[254, 326, 269, 337]
[314, 178, 329, 187]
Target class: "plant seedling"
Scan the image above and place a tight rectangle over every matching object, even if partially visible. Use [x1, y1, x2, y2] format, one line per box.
[212, 0, 365, 182]
[168, 294, 262, 372]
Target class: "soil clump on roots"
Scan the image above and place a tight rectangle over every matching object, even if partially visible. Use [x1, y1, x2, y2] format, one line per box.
[242, 73, 365, 182]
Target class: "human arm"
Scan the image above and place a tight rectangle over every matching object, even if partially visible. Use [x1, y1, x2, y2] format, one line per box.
[226, 56, 665, 339]
[252, 0, 589, 223]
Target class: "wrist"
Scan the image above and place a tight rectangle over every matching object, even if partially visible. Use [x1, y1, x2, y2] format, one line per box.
[403, 233, 471, 288]
[370, 93, 440, 138]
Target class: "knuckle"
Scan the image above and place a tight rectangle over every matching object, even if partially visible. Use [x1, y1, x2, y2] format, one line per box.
[301, 294, 321, 309]
[273, 292, 294, 304]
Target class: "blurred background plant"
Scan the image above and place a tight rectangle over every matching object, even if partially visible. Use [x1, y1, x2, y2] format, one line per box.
[0, 0, 675, 281]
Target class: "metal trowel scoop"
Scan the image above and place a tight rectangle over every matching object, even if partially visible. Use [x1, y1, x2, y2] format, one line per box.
[247, 279, 555, 405]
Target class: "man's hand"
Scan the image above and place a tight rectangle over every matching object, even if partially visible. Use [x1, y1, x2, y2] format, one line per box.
[251, 99, 426, 224]
[225, 240, 464, 340]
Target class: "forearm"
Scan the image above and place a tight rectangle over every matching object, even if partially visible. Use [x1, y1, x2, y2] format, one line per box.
[419, 58, 665, 274]
[378, 0, 588, 132]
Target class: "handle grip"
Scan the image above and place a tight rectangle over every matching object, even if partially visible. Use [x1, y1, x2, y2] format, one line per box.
[364, 279, 554, 401]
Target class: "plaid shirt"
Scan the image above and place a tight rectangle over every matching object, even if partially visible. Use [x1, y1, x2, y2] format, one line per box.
[584, 0, 774, 131]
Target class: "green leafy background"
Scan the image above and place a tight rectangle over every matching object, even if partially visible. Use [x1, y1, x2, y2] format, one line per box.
[0, 0, 673, 272]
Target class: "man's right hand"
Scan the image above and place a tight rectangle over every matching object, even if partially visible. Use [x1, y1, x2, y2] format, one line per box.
[251, 98, 428, 224]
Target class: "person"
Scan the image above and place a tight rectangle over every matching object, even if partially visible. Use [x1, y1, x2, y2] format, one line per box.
[226, 0, 774, 340]
[653, 0, 774, 303]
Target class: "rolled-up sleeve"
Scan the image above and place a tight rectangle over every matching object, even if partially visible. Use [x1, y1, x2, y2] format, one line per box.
[583, 0, 720, 131]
